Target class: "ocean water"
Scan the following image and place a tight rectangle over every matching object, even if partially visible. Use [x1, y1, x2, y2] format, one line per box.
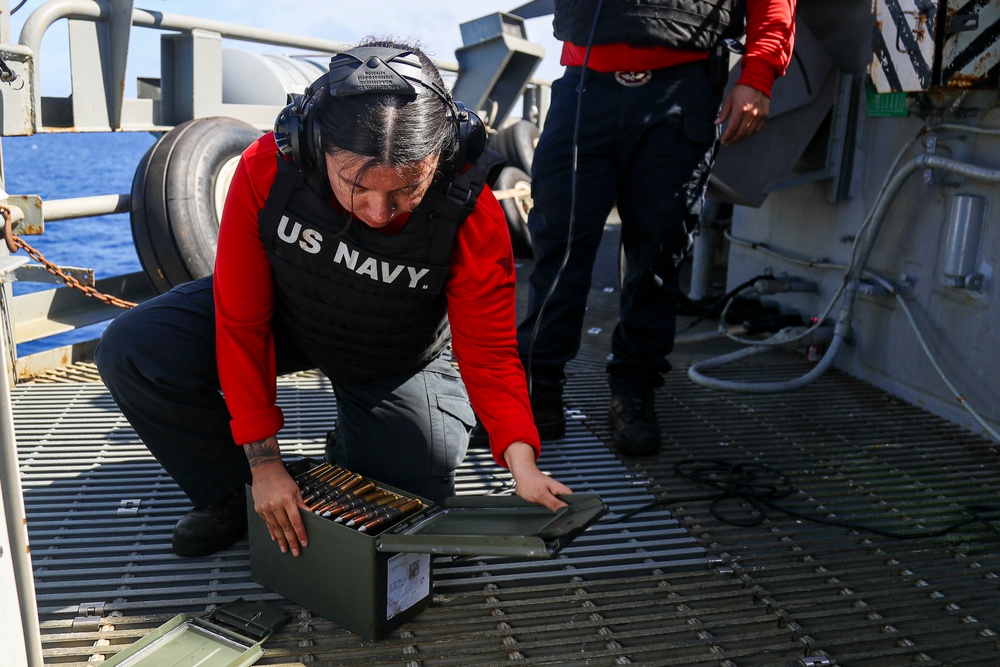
[4, 131, 158, 355]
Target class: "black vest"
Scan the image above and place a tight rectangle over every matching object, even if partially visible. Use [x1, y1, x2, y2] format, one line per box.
[553, 0, 745, 53]
[258, 150, 506, 384]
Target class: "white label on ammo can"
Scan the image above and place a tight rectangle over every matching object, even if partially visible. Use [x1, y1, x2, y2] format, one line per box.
[386, 552, 430, 620]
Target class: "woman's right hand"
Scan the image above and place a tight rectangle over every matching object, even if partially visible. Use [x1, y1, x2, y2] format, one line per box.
[503, 441, 572, 512]
[244, 437, 309, 556]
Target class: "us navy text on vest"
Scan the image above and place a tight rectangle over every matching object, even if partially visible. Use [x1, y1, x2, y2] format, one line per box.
[277, 214, 432, 290]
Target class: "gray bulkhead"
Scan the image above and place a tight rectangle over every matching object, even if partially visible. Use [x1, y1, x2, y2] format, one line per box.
[707, 0, 1000, 437]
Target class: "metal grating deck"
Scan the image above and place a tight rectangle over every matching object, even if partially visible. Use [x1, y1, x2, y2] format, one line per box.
[16, 374, 712, 666]
[564, 292, 1000, 667]
[14, 227, 1000, 666]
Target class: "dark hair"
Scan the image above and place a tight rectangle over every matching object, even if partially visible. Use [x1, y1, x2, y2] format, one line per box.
[313, 37, 456, 176]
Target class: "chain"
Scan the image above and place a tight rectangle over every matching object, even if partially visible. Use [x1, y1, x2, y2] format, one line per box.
[2, 207, 136, 309]
[12, 236, 138, 309]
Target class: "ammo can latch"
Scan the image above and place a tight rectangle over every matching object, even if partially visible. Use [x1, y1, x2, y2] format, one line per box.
[201, 598, 291, 643]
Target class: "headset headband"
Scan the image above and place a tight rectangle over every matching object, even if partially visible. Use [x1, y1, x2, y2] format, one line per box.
[307, 47, 454, 109]
[274, 45, 485, 174]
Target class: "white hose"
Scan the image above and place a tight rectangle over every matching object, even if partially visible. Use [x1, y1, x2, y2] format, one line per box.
[865, 273, 1000, 443]
[688, 151, 1000, 416]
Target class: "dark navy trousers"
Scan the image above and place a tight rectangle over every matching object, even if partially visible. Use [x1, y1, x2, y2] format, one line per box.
[516, 61, 720, 397]
[95, 276, 473, 508]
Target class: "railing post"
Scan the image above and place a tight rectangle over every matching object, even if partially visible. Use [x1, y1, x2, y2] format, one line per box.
[0, 137, 43, 666]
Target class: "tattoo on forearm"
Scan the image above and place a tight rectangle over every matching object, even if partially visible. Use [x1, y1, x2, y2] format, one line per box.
[244, 439, 282, 468]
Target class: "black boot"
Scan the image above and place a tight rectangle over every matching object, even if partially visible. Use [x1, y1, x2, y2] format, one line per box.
[469, 384, 566, 447]
[469, 421, 491, 448]
[172, 486, 248, 557]
[608, 394, 661, 456]
[530, 385, 565, 440]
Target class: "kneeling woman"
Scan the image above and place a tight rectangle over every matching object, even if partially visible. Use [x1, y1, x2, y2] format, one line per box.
[96, 39, 570, 558]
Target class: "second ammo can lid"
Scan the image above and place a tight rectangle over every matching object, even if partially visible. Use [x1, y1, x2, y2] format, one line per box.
[374, 493, 607, 558]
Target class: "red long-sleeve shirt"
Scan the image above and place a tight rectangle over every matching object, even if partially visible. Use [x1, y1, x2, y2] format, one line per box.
[214, 134, 539, 467]
[560, 0, 797, 96]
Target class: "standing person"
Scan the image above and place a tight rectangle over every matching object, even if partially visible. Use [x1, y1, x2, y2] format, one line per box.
[96, 39, 571, 559]
[516, 0, 796, 455]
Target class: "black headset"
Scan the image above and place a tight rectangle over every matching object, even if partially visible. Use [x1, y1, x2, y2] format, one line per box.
[274, 46, 486, 175]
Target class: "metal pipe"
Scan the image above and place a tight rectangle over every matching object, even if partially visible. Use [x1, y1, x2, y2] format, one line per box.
[0, 273, 43, 667]
[688, 198, 721, 302]
[940, 194, 986, 288]
[42, 193, 130, 221]
[17, 0, 107, 55]
[17, 0, 109, 128]
[16, 0, 463, 134]
[128, 7, 461, 73]
[130, 7, 353, 53]
[19, 0, 459, 75]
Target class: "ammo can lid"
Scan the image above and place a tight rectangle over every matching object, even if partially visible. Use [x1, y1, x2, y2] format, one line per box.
[99, 598, 290, 667]
[375, 493, 607, 558]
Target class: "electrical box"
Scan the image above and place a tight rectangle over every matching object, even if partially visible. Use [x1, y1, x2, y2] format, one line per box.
[247, 460, 607, 640]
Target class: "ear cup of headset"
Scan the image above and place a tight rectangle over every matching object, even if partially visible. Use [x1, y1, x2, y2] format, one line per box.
[451, 101, 487, 174]
[274, 94, 323, 172]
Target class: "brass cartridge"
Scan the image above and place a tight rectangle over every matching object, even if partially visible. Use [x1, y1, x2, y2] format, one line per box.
[357, 499, 423, 534]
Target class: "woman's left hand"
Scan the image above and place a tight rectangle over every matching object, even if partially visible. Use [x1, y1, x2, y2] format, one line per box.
[503, 442, 572, 511]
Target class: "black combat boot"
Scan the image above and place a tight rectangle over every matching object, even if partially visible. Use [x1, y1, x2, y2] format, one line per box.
[608, 394, 661, 456]
[469, 384, 566, 447]
[171, 486, 248, 557]
[530, 384, 565, 440]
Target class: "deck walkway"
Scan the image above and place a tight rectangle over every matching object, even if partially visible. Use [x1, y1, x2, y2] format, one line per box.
[15, 226, 1000, 666]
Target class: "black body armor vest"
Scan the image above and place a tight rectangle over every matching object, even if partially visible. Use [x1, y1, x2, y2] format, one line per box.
[553, 0, 745, 53]
[258, 149, 505, 384]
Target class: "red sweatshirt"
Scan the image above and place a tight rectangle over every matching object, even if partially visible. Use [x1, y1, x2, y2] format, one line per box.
[560, 0, 797, 96]
[214, 134, 539, 467]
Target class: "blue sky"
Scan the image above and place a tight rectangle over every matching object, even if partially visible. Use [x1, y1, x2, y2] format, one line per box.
[10, 0, 563, 97]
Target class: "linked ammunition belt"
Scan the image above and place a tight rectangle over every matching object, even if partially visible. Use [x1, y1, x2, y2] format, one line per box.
[293, 462, 424, 534]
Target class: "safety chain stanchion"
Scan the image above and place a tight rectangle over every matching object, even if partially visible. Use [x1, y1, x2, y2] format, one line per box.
[1, 207, 137, 310]
[0, 55, 25, 90]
